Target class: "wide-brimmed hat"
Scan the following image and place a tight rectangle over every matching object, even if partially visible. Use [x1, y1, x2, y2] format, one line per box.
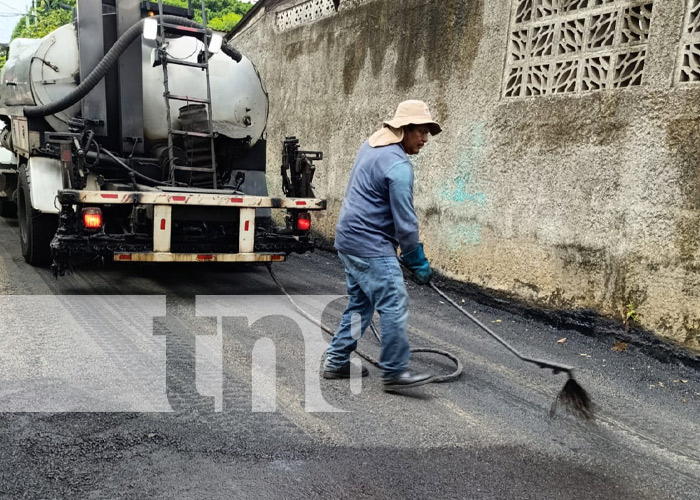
[368, 100, 442, 148]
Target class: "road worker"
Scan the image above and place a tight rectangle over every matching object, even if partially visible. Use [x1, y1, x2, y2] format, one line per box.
[323, 100, 440, 391]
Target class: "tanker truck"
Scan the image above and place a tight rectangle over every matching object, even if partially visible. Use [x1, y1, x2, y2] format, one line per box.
[0, 0, 324, 276]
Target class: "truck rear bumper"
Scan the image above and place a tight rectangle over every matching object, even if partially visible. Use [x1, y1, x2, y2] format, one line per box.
[113, 252, 286, 263]
[51, 188, 321, 276]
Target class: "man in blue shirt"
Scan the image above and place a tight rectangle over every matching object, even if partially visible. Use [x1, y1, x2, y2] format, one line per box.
[324, 100, 441, 391]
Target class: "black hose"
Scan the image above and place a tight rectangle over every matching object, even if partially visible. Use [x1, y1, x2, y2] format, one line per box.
[368, 322, 461, 383]
[266, 265, 463, 383]
[100, 148, 171, 187]
[24, 16, 242, 118]
[83, 131, 99, 168]
[222, 43, 243, 63]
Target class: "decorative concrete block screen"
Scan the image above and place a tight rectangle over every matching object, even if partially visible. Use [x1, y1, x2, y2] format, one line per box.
[503, 0, 654, 97]
[678, 0, 700, 83]
[275, 0, 337, 32]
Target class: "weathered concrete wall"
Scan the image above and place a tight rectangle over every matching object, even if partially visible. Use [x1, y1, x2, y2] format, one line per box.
[233, 0, 700, 351]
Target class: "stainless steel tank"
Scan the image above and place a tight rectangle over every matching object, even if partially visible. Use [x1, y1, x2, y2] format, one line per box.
[0, 24, 81, 131]
[0, 22, 268, 146]
[141, 35, 268, 146]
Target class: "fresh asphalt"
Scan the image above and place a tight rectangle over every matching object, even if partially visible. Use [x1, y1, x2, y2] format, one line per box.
[0, 216, 699, 499]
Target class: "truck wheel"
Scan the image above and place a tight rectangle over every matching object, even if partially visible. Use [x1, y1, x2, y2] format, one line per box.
[17, 164, 58, 267]
[0, 200, 17, 218]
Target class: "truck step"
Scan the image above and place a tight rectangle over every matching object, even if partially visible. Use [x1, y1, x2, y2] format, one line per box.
[165, 93, 211, 104]
[170, 129, 214, 138]
[163, 58, 208, 69]
[173, 165, 217, 172]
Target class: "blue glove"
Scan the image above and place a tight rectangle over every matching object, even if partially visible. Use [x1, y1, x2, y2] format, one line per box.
[400, 243, 433, 284]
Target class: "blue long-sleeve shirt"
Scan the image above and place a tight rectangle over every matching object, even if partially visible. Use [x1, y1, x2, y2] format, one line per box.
[334, 141, 420, 257]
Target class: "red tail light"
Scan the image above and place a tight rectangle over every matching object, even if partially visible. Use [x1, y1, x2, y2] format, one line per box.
[296, 212, 311, 231]
[82, 207, 103, 229]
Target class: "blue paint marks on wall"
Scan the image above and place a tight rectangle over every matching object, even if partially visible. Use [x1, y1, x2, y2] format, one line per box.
[441, 177, 488, 206]
[447, 222, 483, 247]
[438, 122, 488, 247]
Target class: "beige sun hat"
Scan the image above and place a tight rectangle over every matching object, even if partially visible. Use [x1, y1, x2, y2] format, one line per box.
[368, 100, 442, 148]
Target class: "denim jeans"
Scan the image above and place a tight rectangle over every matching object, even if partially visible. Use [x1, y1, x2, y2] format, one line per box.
[324, 252, 410, 377]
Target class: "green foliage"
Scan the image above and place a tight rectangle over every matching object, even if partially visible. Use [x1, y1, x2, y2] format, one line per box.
[208, 11, 243, 31]
[623, 301, 640, 332]
[11, 8, 74, 40]
[162, 0, 253, 31]
[8, 0, 251, 40]
[164, 0, 252, 16]
[9, 0, 75, 41]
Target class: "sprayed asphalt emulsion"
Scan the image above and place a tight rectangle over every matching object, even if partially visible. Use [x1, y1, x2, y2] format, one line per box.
[0, 215, 699, 498]
[270, 262, 593, 420]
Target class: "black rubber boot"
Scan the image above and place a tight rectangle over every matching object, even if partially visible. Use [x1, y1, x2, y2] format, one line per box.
[382, 370, 434, 391]
[323, 362, 370, 379]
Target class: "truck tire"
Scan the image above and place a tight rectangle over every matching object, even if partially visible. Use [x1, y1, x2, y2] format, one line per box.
[17, 164, 58, 267]
[0, 200, 17, 218]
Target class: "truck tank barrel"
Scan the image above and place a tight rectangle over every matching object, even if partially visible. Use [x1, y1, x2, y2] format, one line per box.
[1, 14, 267, 148]
[23, 16, 220, 119]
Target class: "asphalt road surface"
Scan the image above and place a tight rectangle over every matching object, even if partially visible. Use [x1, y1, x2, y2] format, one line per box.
[0, 215, 699, 499]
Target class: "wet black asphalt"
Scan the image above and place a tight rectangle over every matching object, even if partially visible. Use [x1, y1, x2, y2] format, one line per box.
[0, 217, 699, 499]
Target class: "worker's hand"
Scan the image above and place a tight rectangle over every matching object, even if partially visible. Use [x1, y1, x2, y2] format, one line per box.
[400, 243, 433, 284]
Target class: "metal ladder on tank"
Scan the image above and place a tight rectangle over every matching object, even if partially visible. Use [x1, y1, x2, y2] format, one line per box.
[155, 0, 218, 188]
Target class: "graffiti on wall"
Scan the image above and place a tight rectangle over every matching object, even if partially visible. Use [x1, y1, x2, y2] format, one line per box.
[438, 123, 488, 248]
[444, 222, 484, 247]
[503, 0, 655, 97]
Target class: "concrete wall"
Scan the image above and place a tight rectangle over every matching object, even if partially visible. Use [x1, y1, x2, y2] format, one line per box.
[233, 0, 700, 351]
